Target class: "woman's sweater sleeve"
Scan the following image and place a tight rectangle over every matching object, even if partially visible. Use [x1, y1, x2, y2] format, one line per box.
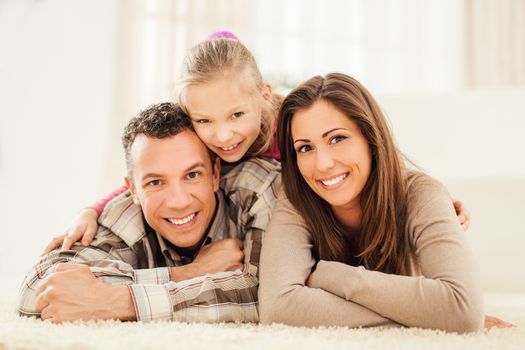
[307, 174, 484, 333]
[258, 189, 397, 328]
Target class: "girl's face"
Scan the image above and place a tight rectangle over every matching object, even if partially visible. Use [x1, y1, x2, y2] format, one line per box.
[184, 77, 263, 163]
[291, 100, 372, 215]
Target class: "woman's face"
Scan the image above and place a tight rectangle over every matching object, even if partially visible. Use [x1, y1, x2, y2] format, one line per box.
[291, 100, 372, 213]
[184, 77, 262, 163]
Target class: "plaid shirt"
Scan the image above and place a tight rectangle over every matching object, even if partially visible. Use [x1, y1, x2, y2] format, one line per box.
[18, 158, 281, 323]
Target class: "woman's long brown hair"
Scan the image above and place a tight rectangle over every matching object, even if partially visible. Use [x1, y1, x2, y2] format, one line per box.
[277, 73, 413, 275]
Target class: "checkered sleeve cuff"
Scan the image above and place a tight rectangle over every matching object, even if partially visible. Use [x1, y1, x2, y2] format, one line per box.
[133, 267, 171, 285]
[128, 284, 173, 321]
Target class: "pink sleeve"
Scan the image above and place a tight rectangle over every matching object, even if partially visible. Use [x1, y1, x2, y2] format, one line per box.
[259, 125, 281, 160]
[88, 185, 128, 215]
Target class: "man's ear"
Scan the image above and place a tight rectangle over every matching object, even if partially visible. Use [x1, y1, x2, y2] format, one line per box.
[262, 83, 273, 103]
[124, 176, 140, 206]
[212, 157, 221, 192]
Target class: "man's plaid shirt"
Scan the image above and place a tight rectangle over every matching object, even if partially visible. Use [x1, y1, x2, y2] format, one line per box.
[18, 158, 281, 322]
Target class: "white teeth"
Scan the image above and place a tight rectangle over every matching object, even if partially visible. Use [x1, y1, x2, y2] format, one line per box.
[321, 174, 347, 187]
[220, 143, 239, 151]
[167, 213, 195, 225]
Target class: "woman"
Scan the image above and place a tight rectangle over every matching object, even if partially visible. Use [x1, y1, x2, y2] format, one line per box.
[259, 73, 484, 332]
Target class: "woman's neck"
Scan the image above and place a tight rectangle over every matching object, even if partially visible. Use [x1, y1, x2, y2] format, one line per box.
[331, 198, 362, 232]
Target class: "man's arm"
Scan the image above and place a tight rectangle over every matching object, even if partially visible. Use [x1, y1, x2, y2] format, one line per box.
[18, 232, 258, 323]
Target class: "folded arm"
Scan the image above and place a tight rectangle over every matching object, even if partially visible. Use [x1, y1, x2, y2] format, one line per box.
[19, 227, 259, 323]
[307, 176, 484, 333]
[258, 189, 397, 328]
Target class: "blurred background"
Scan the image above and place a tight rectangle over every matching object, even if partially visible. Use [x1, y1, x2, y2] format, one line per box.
[1, 0, 524, 298]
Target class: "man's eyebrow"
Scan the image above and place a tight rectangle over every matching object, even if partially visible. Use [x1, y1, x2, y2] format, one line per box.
[141, 173, 164, 182]
[141, 162, 207, 182]
[184, 162, 207, 172]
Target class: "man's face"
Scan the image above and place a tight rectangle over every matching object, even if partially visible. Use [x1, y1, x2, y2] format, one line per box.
[125, 130, 220, 250]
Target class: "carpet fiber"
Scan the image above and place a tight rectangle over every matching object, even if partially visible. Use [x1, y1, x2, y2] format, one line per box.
[1, 293, 524, 350]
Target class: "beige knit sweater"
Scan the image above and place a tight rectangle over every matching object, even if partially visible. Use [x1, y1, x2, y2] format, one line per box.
[259, 172, 484, 333]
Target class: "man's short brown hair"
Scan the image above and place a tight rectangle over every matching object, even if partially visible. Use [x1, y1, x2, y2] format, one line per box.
[122, 102, 215, 178]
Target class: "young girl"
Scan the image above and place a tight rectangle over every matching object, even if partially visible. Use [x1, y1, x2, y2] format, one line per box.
[43, 32, 470, 254]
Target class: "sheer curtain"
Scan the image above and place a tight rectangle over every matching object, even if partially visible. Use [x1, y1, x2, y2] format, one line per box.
[112, 0, 525, 110]
[465, 0, 525, 88]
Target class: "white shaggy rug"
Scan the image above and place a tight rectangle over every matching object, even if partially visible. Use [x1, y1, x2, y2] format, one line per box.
[1, 293, 524, 350]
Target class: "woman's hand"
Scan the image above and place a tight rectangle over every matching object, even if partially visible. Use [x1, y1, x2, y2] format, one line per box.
[484, 315, 515, 329]
[41, 208, 99, 255]
[453, 199, 470, 232]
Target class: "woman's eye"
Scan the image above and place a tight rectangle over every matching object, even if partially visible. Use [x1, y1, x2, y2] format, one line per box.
[187, 171, 201, 180]
[297, 144, 312, 153]
[330, 135, 347, 144]
[195, 119, 210, 124]
[232, 112, 244, 119]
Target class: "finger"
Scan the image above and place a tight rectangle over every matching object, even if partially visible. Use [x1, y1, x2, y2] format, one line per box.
[41, 240, 59, 256]
[41, 235, 67, 256]
[54, 263, 88, 273]
[463, 219, 470, 231]
[453, 199, 463, 213]
[81, 227, 97, 246]
[40, 305, 59, 323]
[35, 289, 49, 311]
[63, 227, 86, 250]
[62, 236, 74, 251]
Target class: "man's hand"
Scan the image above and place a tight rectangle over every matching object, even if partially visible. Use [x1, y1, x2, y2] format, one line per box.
[170, 238, 245, 282]
[35, 264, 135, 323]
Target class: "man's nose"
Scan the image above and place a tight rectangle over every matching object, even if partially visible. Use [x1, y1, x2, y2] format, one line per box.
[164, 183, 193, 209]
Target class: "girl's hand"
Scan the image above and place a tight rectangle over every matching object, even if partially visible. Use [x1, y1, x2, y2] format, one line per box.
[453, 199, 470, 232]
[41, 208, 99, 255]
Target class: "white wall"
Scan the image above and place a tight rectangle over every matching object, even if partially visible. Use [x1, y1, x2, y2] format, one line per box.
[379, 91, 525, 293]
[0, 0, 121, 296]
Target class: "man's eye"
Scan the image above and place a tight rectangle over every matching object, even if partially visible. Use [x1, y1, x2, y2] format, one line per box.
[148, 179, 161, 187]
[296, 145, 312, 153]
[232, 112, 244, 119]
[330, 135, 347, 144]
[187, 171, 201, 180]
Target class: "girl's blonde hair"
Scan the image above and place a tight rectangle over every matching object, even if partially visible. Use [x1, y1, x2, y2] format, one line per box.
[178, 38, 280, 156]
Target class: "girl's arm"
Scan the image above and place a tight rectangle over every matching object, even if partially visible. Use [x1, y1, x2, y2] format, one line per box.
[307, 174, 484, 333]
[42, 186, 128, 255]
[258, 189, 398, 328]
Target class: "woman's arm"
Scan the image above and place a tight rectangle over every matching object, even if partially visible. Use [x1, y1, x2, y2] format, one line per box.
[307, 174, 484, 333]
[259, 189, 397, 328]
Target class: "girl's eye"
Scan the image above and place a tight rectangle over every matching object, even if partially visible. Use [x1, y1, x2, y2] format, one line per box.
[296, 144, 312, 153]
[330, 135, 347, 144]
[232, 112, 244, 119]
[186, 171, 201, 180]
[195, 119, 210, 124]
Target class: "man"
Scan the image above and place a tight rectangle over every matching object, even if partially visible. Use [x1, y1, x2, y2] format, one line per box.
[18, 102, 281, 323]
